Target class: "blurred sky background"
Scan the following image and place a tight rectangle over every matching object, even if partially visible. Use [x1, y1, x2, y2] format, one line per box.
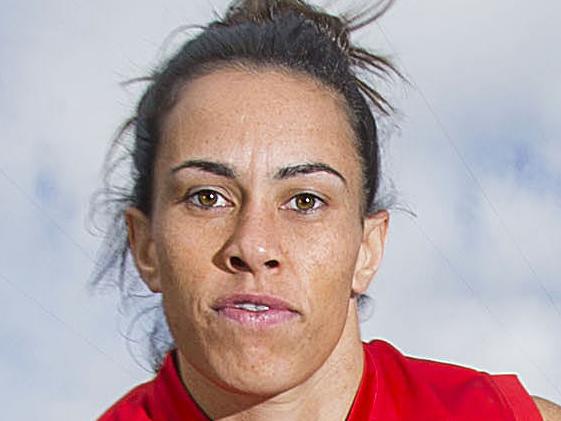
[1, 0, 560, 419]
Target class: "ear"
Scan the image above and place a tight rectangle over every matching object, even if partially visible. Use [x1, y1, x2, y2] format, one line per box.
[352, 210, 389, 295]
[125, 207, 162, 293]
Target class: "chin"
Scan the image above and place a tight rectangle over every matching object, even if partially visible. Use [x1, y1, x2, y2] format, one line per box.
[206, 343, 316, 397]
[217, 364, 306, 398]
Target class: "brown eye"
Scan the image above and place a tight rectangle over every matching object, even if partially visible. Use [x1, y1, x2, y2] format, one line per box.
[286, 193, 325, 213]
[199, 190, 217, 206]
[295, 194, 316, 210]
[187, 189, 229, 208]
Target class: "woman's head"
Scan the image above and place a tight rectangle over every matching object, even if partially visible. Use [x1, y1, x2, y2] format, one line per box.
[126, 65, 389, 396]
[92, 0, 399, 372]
[130, 0, 397, 217]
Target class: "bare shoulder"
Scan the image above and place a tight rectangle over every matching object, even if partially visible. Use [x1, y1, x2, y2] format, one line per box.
[533, 396, 561, 421]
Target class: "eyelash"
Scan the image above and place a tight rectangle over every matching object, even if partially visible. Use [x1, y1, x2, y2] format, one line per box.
[183, 189, 326, 214]
[184, 189, 231, 209]
[282, 192, 326, 214]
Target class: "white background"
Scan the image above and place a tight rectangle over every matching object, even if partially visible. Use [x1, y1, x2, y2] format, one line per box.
[1, 0, 560, 419]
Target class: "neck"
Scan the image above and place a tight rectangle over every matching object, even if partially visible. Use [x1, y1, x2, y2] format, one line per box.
[178, 302, 365, 421]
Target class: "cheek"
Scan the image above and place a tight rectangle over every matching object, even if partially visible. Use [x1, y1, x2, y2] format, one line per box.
[153, 211, 227, 351]
[280, 216, 362, 360]
[155, 209, 224, 273]
[152, 210, 226, 320]
[285, 215, 362, 308]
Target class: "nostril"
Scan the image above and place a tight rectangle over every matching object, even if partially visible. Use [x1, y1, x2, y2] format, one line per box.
[230, 256, 249, 271]
[228, 256, 279, 272]
[265, 259, 279, 269]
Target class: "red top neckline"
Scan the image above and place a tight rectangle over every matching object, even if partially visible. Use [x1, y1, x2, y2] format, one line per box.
[99, 340, 541, 420]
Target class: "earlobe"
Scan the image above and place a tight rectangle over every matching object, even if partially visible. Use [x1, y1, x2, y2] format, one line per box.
[125, 207, 162, 293]
[351, 210, 389, 295]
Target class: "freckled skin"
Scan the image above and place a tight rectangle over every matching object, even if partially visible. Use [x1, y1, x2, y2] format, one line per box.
[126, 67, 388, 420]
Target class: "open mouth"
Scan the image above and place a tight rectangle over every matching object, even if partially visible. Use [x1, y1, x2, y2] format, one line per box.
[213, 294, 299, 327]
[233, 303, 271, 312]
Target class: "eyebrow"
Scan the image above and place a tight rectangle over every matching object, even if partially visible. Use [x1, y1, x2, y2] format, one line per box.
[274, 162, 347, 185]
[170, 159, 236, 178]
[170, 159, 346, 185]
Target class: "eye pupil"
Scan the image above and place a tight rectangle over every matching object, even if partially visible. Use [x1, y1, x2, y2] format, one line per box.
[296, 194, 315, 210]
[198, 190, 218, 206]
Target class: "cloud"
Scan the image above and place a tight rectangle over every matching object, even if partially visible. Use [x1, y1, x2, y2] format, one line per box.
[365, 0, 561, 401]
[0, 0, 559, 418]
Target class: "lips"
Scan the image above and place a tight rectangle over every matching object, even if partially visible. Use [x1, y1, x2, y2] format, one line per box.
[212, 294, 299, 327]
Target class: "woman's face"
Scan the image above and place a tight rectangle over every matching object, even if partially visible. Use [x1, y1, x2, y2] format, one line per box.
[127, 67, 387, 396]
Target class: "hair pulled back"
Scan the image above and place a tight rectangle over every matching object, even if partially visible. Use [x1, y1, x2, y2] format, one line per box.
[91, 0, 400, 370]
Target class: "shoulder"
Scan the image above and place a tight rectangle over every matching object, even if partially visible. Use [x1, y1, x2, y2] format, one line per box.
[97, 381, 155, 421]
[363, 340, 542, 420]
[96, 351, 207, 421]
[364, 339, 496, 385]
[533, 396, 561, 421]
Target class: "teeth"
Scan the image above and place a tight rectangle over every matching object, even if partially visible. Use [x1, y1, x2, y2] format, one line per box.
[234, 303, 270, 312]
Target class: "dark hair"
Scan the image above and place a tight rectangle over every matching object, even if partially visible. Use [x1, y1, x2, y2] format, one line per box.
[90, 0, 400, 371]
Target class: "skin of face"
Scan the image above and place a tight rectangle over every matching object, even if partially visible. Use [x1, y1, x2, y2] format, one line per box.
[126, 66, 388, 418]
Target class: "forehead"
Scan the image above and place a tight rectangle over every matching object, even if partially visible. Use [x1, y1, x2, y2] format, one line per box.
[159, 67, 360, 178]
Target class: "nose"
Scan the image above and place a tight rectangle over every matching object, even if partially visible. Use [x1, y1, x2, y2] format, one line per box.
[217, 207, 282, 275]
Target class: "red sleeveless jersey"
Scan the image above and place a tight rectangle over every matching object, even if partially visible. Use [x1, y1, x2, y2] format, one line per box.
[99, 340, 541, 420]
